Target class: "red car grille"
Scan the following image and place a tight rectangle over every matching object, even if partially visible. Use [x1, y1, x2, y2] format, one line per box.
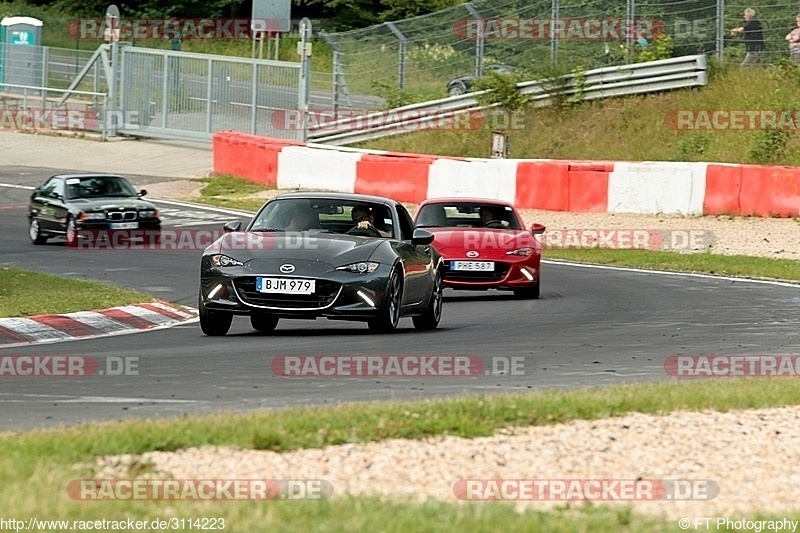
[443, 262, 510, 282]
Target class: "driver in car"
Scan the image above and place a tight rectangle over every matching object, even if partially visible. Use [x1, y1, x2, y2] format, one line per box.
[479, 206, 506, 228]
[351, 205, 390, 237]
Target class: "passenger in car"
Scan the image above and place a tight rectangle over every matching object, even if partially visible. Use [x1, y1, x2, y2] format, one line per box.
[285, 208, 319, 231]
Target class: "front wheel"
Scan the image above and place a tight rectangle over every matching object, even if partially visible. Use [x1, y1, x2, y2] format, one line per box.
[448, 82, 467, 96]
[29, 217, 48, 245]
[199, 295, 233, 336]
[368, 269, 402, 333]
[513, 278, 540, 299]
[250, 312, 279, 333]
[413, 270, 443, 330]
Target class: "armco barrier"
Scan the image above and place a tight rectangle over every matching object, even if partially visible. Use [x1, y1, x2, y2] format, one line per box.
[212, 132, 800, 217]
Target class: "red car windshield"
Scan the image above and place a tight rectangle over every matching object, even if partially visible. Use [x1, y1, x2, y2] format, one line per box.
[416, 203, 522, 230]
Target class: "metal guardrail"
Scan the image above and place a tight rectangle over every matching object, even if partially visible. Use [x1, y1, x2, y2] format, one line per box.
[0, 82, 109, 140]
[309, 54, 708, 146]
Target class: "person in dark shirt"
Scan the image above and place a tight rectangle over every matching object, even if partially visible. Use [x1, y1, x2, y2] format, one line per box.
[730, 8, 766, 67]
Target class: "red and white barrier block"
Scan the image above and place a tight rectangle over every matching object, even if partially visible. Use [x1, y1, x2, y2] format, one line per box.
[213, 132, 800, 217]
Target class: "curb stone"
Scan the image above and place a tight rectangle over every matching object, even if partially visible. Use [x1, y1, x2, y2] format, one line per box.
[0, 302, 198, 348]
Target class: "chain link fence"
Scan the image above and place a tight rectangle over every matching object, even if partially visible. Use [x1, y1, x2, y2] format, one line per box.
[319, 0, 800, 107]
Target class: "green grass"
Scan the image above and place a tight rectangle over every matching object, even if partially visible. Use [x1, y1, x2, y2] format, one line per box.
[196, 175, 272, 197]
[361, 64, 800, 165]
[0, 267, 152, 317]
[2, 379, 800, 530]
[187, 175, 273, 212]
[543, 248, 800, 282]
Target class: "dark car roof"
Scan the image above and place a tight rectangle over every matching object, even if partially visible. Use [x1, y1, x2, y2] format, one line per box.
[51, 173, 127, 180]
[418, 197, 516, 209]
[271, 192, 401, 207]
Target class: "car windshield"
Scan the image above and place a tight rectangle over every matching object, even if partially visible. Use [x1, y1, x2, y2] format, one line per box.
[65, 176, 138, 199]
[250, 198, 395, 238]
[416, 203, 522, 230]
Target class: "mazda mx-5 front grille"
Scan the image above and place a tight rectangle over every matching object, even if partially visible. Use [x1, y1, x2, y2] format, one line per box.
[233, 277, 341, 309]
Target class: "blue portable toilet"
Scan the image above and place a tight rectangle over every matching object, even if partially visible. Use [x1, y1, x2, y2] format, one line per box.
[1, 16, 43, 92]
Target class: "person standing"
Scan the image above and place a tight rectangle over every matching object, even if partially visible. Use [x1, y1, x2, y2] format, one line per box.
[731, 8, 766, 67]
[785, 15, 800, 63]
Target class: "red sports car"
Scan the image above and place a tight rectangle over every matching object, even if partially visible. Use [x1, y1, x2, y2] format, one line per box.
[414, 198, 545, 298]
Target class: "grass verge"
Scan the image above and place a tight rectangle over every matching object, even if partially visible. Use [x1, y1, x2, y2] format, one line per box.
[189, 175, 274, 213]
[360, 65, 800, 166]
[0, 267, 152, 317]
[3, 379, 800, 531]
[543, 248, 800, 282]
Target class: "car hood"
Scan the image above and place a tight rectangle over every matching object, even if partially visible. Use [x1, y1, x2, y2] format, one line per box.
[70, 197, 156, 211]
[212, 231, 385, 270]
[429, 228, 536, 258]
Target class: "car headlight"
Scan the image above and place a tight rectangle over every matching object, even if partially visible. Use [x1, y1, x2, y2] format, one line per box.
[210, 254, 244, 267]
[506, 247, 533, 256]
[79, 212, 106, 221]
[139, 209, 158, 218]
[335, 261, 380, 274]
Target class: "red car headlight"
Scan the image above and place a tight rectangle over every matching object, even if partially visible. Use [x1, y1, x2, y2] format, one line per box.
[506, 247, 533, 256]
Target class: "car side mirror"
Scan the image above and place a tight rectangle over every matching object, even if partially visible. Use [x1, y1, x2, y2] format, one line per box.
[33, 187, 40, 195]
[411, 228, 434, 246]
[137, 189, 148, 197]
[531, 223, 546, 235]
[223, 220, 242, 233]
[53, 193, 64, 201]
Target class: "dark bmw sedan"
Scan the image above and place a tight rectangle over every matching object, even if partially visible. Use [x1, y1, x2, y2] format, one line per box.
[199, 193, 444, 335]
[28, 173, 161, 246]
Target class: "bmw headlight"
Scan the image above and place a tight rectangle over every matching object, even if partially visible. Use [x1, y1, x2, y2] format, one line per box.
[80, 212, 106, 221]
[336, 261, 379, 274]
[210, 254, 244, 267]
[139, 209, 158, 218]
[506, 247, 533, 256]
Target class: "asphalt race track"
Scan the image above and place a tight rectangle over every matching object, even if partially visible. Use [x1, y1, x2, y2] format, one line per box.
[2, 166, 800, 433]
